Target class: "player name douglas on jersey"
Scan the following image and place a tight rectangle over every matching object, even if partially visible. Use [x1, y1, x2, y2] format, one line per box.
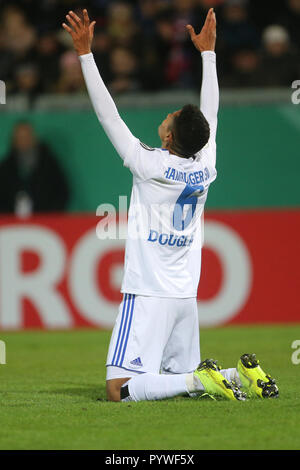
[164, 166, 210, 184]
[147, 230, 194, 248]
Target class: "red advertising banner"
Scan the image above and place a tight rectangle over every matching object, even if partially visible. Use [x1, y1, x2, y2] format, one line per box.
[0, 210, 299, 330]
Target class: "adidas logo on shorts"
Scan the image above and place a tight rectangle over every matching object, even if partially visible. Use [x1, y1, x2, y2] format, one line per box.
[130, 357, 143, 368]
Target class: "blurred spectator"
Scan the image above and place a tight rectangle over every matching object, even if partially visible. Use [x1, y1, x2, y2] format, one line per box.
[220, 48, 261, 87]
[217, 0, 260, 59]
[92, 29, 112, 84]
[0, 122, 69, 216]
[0, 5, 37, 94]
[151, 8, 174, 87]
[108, 47, 140, 93]
[256, 25, 299, 86]
[135, 7, 169, 90]
[136, 0, 160, 38]
[107, 2, 140, 49]
[1, 5, 36, 57]
[35, 33, 66, 93]
[12, 63, 41, 99]
[0, 31, 14, 82]
[279, 0, 300, 49]
[56, 50, 86, 93]
[164, 0, 198, 88]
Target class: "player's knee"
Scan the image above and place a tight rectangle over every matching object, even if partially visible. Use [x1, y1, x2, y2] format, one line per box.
[106, 378, 130, 402]
[106, 381, 121, 402]
[107, 391, 120, 402]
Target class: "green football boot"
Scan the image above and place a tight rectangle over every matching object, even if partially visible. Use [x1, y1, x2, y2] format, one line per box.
[194, 359, 246, 401]
[237, 353, 279, 398]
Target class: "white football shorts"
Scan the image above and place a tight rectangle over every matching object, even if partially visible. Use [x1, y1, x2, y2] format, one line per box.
[106, 293, 200, 380]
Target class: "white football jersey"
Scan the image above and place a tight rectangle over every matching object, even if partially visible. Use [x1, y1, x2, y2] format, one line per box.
[121, 142, 216, 297]
[79, 51, 218, 298]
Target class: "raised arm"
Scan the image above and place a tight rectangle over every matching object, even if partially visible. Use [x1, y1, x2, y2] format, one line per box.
[62, 9, 137, 161]
[187, 9, 219, 144]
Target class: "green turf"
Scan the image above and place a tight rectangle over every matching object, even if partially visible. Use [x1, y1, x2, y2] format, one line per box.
[0, 325, 299, 450]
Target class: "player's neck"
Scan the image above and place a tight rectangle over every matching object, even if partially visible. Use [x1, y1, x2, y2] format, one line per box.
[163, 143, 191, 160]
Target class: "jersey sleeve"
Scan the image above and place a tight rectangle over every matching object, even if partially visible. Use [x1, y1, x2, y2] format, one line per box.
[79, 53, 139, 162]
[79, 53, 162, 181]
[199, 51, 219, 168]
[123, 142, 164, 181]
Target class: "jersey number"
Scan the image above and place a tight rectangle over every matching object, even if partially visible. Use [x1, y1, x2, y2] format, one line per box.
[173, 184, 204, 231]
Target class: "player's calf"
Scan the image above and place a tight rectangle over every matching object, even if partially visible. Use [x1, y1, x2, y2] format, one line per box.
[106, 365, 246, 403]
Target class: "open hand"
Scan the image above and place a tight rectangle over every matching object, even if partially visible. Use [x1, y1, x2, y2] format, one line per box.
[186, 8, 216, 53]
[62, 9, 96, 56]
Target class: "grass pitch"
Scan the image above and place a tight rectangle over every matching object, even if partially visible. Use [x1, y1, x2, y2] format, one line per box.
[0, 325, 299, 450]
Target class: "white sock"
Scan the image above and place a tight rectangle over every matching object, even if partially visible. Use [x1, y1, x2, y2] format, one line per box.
[125, 372, 204, 402]
[220, 367, 241, 386]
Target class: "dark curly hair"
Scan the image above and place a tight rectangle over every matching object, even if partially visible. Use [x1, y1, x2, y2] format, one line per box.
[172, 104, 210, 158]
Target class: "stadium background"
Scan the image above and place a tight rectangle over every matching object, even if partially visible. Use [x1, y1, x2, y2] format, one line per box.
[0, 0, 299, 330]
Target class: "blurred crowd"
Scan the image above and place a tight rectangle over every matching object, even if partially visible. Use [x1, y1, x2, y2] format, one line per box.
[0, 0, 300, 99]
